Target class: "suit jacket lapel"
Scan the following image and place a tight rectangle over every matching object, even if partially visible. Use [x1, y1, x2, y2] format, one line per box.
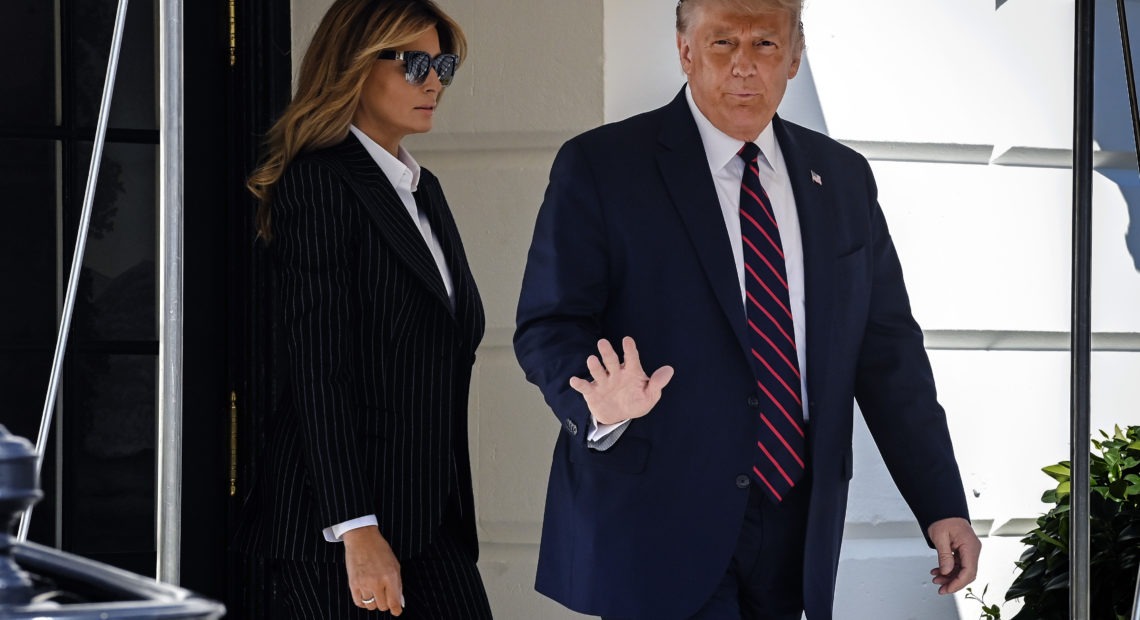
[773, 116, 834, 428]
[326, 135, 454, 314]
[416, 175, 486, 345]
[656, 89, 752, 365]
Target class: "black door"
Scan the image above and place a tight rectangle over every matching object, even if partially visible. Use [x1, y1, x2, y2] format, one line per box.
[1, 0, 164, 573]
[0, 0, 291, 616]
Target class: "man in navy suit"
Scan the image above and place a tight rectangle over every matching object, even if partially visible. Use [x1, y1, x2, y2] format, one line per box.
[514, 0, 981, 618]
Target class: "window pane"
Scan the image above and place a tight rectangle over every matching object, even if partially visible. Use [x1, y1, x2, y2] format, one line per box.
[64, 352, 156, 575]
[69, 141, 156, 342]
[0, 139, 58, 344]
[0, 2, 56, 126]
[70, 0, 156, 131]
[0, 352, 52, 449]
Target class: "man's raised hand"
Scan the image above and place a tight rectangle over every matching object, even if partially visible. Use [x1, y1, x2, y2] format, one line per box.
[568, 337, 674, 425]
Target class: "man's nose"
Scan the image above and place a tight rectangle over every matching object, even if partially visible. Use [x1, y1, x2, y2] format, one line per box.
[731, 49, 759, 77]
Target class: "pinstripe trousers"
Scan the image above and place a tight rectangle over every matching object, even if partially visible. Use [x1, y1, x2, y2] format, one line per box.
[272, 523, 492, 619]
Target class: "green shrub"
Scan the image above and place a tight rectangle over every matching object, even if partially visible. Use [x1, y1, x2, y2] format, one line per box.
[1004, 426, 1140, 619]
[966, 585, 1002, 619]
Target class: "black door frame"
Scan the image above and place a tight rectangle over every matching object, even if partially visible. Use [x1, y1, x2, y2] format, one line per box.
[179, 0, 292, 616]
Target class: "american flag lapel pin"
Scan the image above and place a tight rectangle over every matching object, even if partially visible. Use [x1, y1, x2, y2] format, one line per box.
[811, 170, 822, 186]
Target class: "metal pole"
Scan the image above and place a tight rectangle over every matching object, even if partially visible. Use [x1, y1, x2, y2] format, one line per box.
[1120, 4, 1140, 618]
[1119, 0, 1140, 177]
[1133, 560, 1140, 620]
[16, 0, 131, 544]
[156, 0, 184, 585]
[1070, 0, 1094, 618]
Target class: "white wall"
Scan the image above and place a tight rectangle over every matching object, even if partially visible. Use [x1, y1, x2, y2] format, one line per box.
[291, 0, 1140, 618]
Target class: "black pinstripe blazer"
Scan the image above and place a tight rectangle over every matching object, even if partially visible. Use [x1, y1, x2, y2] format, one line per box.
[261, 134, 485, 564]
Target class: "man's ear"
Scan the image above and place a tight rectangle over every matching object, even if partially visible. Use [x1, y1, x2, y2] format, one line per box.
[788, 50, 801, 80]
[677, 32, 692, 75]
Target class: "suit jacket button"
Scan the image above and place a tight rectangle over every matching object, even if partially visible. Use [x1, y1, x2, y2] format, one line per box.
[736, 475, 751, 489]
[747, 396, 760, 408]
[564, 419, 578, 435]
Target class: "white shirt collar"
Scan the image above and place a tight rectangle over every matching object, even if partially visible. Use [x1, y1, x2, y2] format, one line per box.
[348, 125, 421, 192]
[684, 85, 779, 174]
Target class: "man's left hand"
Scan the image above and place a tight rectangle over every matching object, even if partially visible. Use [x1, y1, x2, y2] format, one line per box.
[927, 517, 981, 595]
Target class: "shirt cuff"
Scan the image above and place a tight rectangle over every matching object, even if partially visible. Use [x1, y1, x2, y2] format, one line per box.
[323, 515, 379, 542]
[587, 416, 632, 451]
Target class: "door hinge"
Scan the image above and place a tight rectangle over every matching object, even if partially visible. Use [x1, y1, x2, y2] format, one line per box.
[229, 390, 238, 496]
[228, 0, 236, 67]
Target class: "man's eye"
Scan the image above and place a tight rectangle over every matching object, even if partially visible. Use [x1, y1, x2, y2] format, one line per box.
[713, 39, 733, 46]
[757, 40, 776, 47]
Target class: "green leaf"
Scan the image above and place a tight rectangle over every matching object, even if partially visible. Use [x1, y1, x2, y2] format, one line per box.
[1056, 480, 1071, 498]
[1043, 464, 1071, 481]
[1118, 524, 1140, 543]
[1044, 572, 1069, 592]
[1010, 425, 1140, 618]
[1035, 530, 1066, 550]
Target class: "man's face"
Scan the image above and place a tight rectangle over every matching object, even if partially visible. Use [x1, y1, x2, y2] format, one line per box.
[677, 2, 801, 141]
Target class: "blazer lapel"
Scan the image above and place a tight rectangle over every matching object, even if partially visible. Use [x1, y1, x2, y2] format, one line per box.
[655, 89, 752, 365]
[416, 175, 486, 344]
[326, 135, 454, 314]
[773, 117, 835, 429]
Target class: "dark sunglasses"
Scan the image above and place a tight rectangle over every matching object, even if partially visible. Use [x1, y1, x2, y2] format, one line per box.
[376, 50, 459, 86]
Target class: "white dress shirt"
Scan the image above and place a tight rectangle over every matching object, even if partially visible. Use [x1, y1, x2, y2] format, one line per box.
[350, 125, 455, 305]
[324, 126, 456, 542]
[589, 86, 810, 445]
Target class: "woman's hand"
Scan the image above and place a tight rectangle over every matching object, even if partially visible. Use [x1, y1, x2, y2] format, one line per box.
[342, 525, 404, 615]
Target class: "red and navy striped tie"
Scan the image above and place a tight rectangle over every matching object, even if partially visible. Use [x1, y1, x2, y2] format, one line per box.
[738, 141, 805, 503]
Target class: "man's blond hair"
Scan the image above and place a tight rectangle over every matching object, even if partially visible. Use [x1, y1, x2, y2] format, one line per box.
[675, 0, 804, 48]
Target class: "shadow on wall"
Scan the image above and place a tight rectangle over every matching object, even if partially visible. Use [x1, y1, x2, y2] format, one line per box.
[780, 53, 829, 136]
[1103, 168, 1140, 271]
[1095, 0, 1140, 272]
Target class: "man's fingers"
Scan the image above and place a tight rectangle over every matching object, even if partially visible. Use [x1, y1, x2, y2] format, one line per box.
[947, 538, 981, 593]
[927, 520, 981, 595]
[647, 365, 674, 394]
[949, 561, 978, 594]
[936, 550, 956, 577]
[568, 375, 592, 394]
[621, 337, 642, 372]
[597, 338, 621, 372]
[927, 524, 954, 576]
[585, 355, 607, 382]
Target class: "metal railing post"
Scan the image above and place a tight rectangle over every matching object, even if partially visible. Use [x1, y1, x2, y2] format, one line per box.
[156, 0, 185, 586]
[1070, 0, 1095, 618]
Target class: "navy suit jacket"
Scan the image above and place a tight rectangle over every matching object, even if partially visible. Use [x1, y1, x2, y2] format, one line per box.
[514, 89, 969, 619]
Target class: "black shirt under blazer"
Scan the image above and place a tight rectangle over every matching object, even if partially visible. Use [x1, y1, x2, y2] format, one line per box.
[263, 134, 485, 564]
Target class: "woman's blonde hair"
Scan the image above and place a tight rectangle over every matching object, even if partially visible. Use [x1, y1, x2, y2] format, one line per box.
[247, 0, 466, 241]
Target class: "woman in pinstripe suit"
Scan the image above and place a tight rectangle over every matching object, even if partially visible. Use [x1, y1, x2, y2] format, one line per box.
[247, 1, 492, 617]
